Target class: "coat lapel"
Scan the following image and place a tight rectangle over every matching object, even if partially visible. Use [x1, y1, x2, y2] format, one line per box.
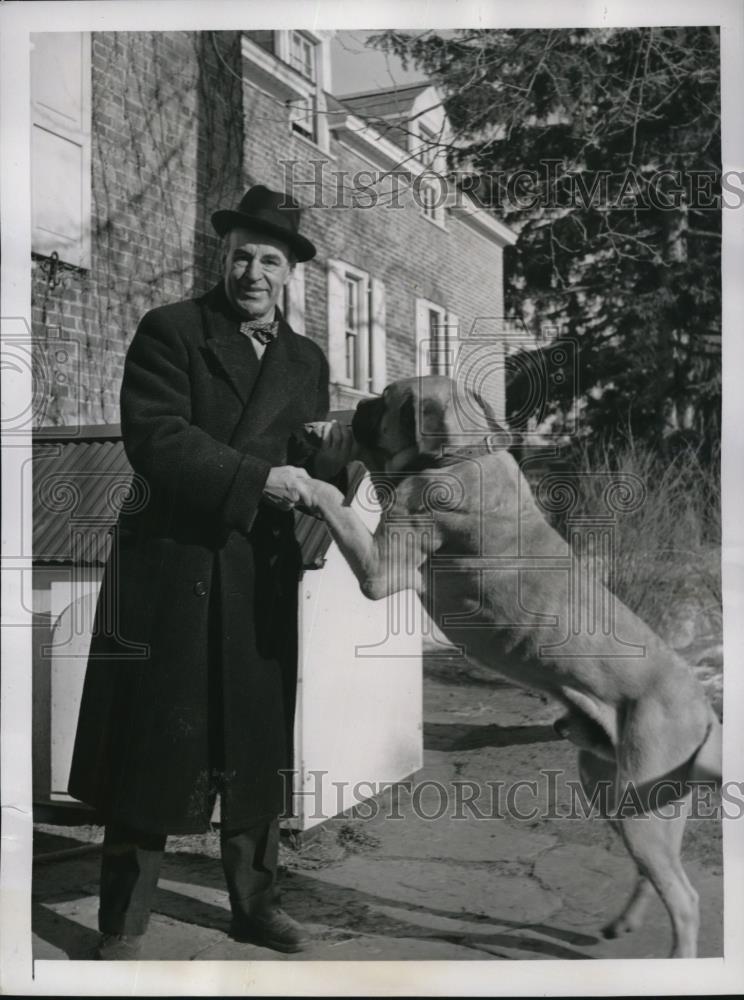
[229, 313, 307, 447]
[201, 285, 260, 405]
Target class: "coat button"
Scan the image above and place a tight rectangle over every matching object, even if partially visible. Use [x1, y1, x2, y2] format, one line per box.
[193, 581, 208, 597]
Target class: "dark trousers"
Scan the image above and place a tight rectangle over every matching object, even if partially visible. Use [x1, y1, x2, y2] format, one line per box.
[98, 815, 280, 936]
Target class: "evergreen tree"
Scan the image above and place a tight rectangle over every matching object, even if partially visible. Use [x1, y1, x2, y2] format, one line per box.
[371, 28, 722, 454]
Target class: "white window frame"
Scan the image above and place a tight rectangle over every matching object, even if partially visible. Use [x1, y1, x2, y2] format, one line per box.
[241, 30, 330, 153]
[283, 264, 306, 335]
[415, 298, 459, 377]
[30, 31, 92, 268]
[288, 90, 316, 143]
[417, 173, 448, 229]
[418, 123, 439, 170]
[288, 30, 316, 80]
[344, 272, 363, 386]
[327, 259, 386, 395]
[408, 86, 450, 173]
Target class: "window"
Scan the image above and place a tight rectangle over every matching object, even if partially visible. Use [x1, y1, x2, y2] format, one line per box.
[418, 124, 439, 169]
[421, 183, 437, 221]
[415, 299, 458, 377]
[241, 30, 330, 152]
[412, 111, 448, 226]
[286, 35, 318, 140]
[289, 31, 315, 80]
[327, 260, 386, 394]
[344, 275, 361, 383]
[417, 174, 447, 227]
[289, 92, 316, 142]
[30, 32, 91, 268]
[429, 308, 451, 375]
[367, 281, 375, 393]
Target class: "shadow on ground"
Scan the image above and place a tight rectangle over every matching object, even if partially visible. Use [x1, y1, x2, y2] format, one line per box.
[33, 829, 607, 961]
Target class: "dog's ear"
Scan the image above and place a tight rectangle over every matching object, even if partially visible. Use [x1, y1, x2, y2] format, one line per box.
[398, 392, 417, 446]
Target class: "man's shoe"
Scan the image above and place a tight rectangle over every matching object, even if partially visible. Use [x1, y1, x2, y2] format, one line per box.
[230, 907, 309, 954]
[93, 933, 145, 960]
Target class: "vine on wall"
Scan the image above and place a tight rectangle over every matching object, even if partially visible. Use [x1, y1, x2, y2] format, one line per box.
[31, 30, 245, 427]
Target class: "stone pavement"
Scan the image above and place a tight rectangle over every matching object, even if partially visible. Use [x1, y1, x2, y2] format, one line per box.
[33, 672, 723, 962]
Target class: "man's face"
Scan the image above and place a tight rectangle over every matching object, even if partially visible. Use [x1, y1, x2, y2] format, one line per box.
[222, 226, 293, 320]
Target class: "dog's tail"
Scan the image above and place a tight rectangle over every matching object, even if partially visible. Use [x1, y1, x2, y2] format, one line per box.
[688, 707, 722, 785]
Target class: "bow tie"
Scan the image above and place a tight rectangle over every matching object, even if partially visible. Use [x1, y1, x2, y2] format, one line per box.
[239, 319, 279, 345]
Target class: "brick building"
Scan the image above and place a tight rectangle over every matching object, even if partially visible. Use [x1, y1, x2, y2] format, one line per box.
[30, 28, 515, 425]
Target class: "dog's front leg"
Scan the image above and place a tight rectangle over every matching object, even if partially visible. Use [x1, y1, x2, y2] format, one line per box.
[305, 480, 427, 600]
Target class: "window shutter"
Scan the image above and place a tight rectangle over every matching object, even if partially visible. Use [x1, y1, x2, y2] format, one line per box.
[369, 278, 387, 393]
[326, 259, 347, 384]
[30, 32, 91, 268]
[415, 298, 430, 376]
[445, 310, 459, 377]
[285, 264, 306, 335]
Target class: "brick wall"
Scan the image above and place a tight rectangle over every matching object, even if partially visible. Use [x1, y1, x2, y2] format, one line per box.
[32, 30, 244, 426]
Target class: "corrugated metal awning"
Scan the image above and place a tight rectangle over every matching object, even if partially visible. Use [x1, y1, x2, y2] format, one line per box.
[34, 426, 132, 565]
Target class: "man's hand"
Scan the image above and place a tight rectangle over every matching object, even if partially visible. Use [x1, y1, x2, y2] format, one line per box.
[306, 421, 357, 482]
[263, 465, 312, 510]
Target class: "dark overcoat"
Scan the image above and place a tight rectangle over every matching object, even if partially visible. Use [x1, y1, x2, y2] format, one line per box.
[68, 281, 330, 834]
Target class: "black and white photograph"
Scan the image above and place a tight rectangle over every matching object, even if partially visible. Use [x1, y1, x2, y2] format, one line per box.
[1, 0, 743, 995]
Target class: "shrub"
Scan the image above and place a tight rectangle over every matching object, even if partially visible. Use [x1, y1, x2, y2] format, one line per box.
[555, 437, 721, 636]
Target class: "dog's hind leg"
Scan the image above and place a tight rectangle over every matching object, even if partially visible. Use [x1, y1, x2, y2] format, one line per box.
[612, 693, 709, 957]
[615, 798, 697, 957]
[578, 749, 674, 945]
[577, 751, 652, 939]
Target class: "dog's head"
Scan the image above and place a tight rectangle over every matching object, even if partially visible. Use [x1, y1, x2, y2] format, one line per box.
[352, 374, 509, 473]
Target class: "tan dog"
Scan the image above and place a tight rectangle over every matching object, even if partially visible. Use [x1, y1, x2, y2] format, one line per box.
[305, 375, 721, 959]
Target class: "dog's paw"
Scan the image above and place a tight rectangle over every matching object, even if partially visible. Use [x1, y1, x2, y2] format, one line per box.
[601, 917, 637, 939]
[553, 715, 571, 740]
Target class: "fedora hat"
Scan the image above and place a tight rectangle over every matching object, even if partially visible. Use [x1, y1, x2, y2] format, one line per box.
[211, 184, 316, 262]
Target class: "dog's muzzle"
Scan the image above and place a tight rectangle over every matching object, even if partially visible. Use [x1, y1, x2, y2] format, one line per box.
[351, 396, 386, 450]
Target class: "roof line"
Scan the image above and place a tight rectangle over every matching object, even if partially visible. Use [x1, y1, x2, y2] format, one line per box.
[332, 113, 517, 247]
[337, 81, 431, 101]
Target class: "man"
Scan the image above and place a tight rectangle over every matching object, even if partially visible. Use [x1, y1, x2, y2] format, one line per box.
[68, 185, 351, 959]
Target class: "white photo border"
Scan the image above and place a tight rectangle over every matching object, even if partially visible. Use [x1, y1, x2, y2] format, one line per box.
[1, 0, 742, 995]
